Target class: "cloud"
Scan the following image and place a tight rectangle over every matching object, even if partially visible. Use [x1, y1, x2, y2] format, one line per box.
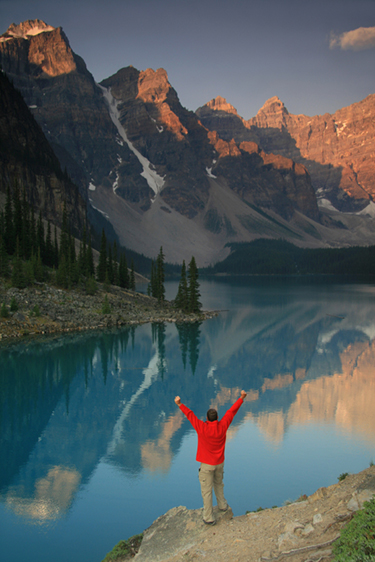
[330, 26, 375, 51]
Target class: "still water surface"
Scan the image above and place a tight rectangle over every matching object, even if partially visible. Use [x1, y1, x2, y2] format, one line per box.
[1, 277, 375, 562]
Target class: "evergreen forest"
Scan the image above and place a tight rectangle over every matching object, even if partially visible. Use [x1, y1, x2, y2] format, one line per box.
[204, 239, 375, 276]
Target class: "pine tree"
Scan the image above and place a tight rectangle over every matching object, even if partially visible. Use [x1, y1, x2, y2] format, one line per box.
[30, 207, 37, 258]
[130, 259, 135, 291]
[86, 230, 95, 277]
[45, 221, 54, 268]
[0, 235, 10, 278]
[54, 225, 59, 268]
[97, 229, 108, 282]
[11, 239, 27, 289]
[12, 183, 22, 256]
[4, 184, 14, 255]
[112, 241, 119, 286]
[119, 252, 129, 289]
[37, 211, 46, 263]
[187, 256, 201, 313]
[149, 259, 158, 298]
[78, 224, 87, 278]
[155, 247, 165, 303]
[175, 260, 188, 311]
[59, 203, 69, 263]
[33, 248, 45, 282]
[21, 189, 31, 260]
[107, 245, 114, 284]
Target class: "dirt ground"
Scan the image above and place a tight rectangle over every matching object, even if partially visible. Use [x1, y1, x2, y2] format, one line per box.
[132, 465, 375, 562]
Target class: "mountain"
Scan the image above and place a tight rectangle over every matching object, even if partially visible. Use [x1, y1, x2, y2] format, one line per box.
[1, 20, 375, 265]
[197, 94, 375, 214]
[0, 63, 85, 233]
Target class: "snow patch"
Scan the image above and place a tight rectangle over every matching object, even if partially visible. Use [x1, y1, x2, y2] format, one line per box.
[356, 201, 375, 218]
[28, 105, 37, 109]
[206, 167, 217, 179]
[99, 84, 165, 196]
[89, 200, 109, 219]
[317, 198, 338, 212]
[113, 172, 120, 193]
[88, 182, 96, 191]
[0, 24, 55, 42]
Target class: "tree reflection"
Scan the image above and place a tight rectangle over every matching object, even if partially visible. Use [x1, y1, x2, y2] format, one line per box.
[176, 322, 201, 374]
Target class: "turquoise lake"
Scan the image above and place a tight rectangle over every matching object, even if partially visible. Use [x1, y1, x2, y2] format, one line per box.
[1, 276, 375, 562]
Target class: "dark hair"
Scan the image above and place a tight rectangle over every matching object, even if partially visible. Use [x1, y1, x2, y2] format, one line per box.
[207, 408, 218, 422]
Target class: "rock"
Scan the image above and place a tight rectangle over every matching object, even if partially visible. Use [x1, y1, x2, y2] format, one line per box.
[198, 93, 375, 213]
[127, 466, 375, 562]
[135, 506, 233, 562]
[313, 513, 323, 524]
[308, 487, 328, 503]
[0, 279, 217, 342]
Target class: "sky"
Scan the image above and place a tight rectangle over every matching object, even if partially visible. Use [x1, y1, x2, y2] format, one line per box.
[1, 0, 375, 119]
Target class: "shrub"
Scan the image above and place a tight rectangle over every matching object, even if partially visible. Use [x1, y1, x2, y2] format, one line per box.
[102, 294, 111, 314]
[10, 296, 18, 311]
[338, 473, 349, 482]
[0, 302, 9, 318]
[86, 275, 97, 295]
[101, 534, 143, 561]
[31, 304, 41, 317]
[333, 497, 375, 561]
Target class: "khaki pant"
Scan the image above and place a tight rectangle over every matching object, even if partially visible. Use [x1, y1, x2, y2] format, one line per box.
[198, 462, 228, 522]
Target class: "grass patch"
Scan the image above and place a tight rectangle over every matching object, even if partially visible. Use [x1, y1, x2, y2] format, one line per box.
[338, 472, 349, 482]
[101, 534, 143, 561]
[333, 497, 375, 561]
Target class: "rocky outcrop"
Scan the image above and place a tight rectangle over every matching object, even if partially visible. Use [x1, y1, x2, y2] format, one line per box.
[2, 19, 375, 265]
[124, 466, 375, 562]
[0, 280, 218, 342]
[0, 67, 85, 233]
[208, 134, 319, 221]
[0, 20, 329, 265]
[0, 20, 124, 202]
[197, 94, 375, 213]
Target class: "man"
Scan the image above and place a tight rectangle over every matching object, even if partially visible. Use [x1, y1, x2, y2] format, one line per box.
[174, 390, 247, 525]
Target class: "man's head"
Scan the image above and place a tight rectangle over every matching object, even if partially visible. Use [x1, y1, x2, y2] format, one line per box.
[207, 408, 218, 422]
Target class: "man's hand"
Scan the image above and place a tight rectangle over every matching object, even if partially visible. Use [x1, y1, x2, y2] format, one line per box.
[174, 396, 181, 406]
[240, 390, 247, 400]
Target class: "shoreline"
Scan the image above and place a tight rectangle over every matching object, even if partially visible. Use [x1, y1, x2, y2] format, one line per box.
[105, 465, 375, 562]
[0, 280, 218, 343]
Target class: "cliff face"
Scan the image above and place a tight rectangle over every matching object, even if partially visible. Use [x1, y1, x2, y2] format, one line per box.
[197, 94, 375, 213]
[0, 20, 122, 200]
[1, 19, 375, 264]
[0, 68, 85, 233]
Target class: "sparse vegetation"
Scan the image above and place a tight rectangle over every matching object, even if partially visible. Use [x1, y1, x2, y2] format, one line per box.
[0, 302, 9, 318]
[102, 294, 111, 314]
[101, 534, 143, 561]
[333, 497, 375, 561]
[10, 296, 18, 311]
[338, 473, 349, 482]
[203, 239, 375, 276]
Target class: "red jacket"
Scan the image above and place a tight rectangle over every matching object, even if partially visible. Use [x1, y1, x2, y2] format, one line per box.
[179, 398, 243, 465]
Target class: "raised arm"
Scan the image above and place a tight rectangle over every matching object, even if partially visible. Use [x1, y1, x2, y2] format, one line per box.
[240, 390, 247, 400]
[174, 396, 181, 406]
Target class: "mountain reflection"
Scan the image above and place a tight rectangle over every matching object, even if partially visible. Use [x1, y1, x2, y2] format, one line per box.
[1, 280, 375, 522]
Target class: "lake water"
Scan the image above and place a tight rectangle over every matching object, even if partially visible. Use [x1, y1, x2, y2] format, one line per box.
[1, 276, 375, 562]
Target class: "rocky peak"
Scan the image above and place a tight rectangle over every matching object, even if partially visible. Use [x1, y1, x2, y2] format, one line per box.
[0, 20, 77, 77]
[0, 20, 55, 41]
[203, 96, 239, 115]
[136, 67, 171, 104]
[251, 96, 289, 129]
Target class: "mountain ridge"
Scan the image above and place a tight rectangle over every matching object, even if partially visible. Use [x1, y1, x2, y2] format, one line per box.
[1, 19, 375, 266]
